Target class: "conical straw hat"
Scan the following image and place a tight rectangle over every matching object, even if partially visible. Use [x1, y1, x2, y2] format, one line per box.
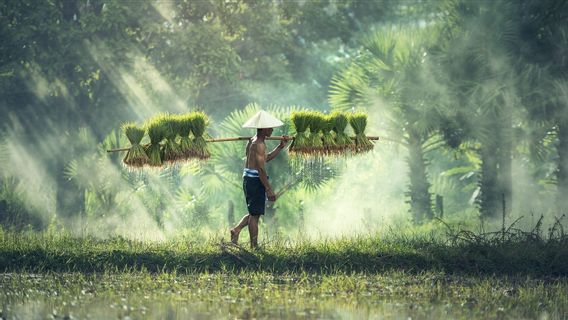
[242, 110, 284, 129]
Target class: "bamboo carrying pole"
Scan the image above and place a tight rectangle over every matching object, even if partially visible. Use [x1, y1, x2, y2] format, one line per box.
[106, 136, 380, 153]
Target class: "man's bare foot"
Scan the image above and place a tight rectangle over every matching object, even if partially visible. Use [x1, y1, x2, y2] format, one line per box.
[230, 229, 239, 244]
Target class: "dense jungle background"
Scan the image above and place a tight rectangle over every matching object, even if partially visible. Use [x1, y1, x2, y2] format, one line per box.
[1, 0, 568, 241]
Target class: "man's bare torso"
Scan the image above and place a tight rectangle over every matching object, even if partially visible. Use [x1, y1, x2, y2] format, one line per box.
[245, 138, 266, 170]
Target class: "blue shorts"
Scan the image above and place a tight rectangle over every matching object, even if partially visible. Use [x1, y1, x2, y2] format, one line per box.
[243, 169, 266, 216]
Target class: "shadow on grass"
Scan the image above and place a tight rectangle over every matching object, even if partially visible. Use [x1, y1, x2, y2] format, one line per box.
[1, 234, 566, 276]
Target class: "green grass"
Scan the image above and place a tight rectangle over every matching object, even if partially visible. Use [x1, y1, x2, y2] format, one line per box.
[1, 232, 567, 318]
[1, 232, 566, 276]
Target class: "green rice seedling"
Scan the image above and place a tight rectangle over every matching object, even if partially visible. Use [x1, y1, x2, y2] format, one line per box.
[121, 122, 149, 167]
[330, 111, 353, 154]
[349, 112, 373, 152]
[144, 114, 167, 167]
[289, 110, 311, 155]
[177, 113, 195, 160]
[162, 114, 183, 164]
[321, 114, 337, 155]
[307, 111, 324, 155]
[190, 111, 210, 159]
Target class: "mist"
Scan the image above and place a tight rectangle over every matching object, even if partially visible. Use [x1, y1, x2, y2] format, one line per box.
[1, 0, 567, 241]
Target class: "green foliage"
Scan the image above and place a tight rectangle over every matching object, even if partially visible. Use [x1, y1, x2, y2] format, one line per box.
[330, 111, 353, 151]
[124, 111, 212, 166]
[0, 177, 44, 230]
[122, 123, 145, 144]
[291, 110, 311, 133]
[321, 114, 337, 153]
[349, 112, 373, 152]
[329, 27, 438, 222]
[289, 110, 311, 155]
[291, 158, 336, 193]
[2, 0, 568, 234]
[144, 115, 168, 167]
[121, 123, 149, 167]
[290, 110, 338, 157]
[433, 0, 541, 218]
[190, 111, 210, 160]
[0, 0, 451, 232]
[328, 64, 370, 111]
[349, 112, 367, 135]
[63, 129, 131, 222]
[162, 115, 183, 164]
[306, 111, 324, 153]
[177, 113, 195, 159]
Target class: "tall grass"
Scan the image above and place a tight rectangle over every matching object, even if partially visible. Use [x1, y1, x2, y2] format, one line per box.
[1, 228, 566, 275]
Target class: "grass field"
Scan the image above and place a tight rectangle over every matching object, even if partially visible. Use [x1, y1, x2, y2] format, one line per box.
[1, 230, 567, 319]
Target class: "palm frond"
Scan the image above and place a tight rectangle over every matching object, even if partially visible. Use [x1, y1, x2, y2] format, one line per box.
[293, 158, 337, 193]
[219, 103, 260, 136]
[328, 63, 370, 111]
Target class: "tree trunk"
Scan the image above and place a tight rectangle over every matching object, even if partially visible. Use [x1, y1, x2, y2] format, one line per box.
[497, 109, 513, 217]
[479, 105, 512, 220]
[479, 145, 501, 219]
[557, 120, 568, 212]
[406, 130, 433, 223]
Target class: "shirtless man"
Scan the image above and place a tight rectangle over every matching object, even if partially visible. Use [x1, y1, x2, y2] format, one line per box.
[230, 111, 288, 248]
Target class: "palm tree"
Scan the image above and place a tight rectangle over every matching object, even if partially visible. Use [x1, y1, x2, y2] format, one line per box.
[329, 27, 440, 223]
[432, 0, 523, 219]
[434, 0, 568, 219]
[511, 0, 568, 212]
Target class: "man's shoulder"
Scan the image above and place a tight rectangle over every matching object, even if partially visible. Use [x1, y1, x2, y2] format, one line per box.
[250, 141, 266, 148]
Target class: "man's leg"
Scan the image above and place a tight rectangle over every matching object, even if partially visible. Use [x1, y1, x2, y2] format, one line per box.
[248, 215, 260, 248]
[230, 214, 250, 244]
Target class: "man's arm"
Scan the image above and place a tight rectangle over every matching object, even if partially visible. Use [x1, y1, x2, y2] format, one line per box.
[266, 136, 289, 162]
[266, 145, 283, 162]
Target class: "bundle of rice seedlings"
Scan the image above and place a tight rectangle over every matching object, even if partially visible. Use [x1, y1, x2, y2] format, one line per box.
[190, 111, 210, 159]
[321, 114, 337, 155]
[330, 111, 353, 153]
[289, 110, 311, 155]
[144, 114, 167, 167]
[121, 122, 149, 167]
[349, 111, 373, 152]
[307, 111, 324, 155]
[162, 114, 183, 163]
[177, 113, 196, 160]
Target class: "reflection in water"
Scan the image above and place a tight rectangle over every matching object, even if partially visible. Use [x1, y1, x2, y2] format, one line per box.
[0, 273, 562, 319]
[4, 297, 451, 319]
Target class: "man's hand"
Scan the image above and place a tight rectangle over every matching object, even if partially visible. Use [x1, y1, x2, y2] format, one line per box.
[267, 188, 277, 202]
[278, 135, 290, 149]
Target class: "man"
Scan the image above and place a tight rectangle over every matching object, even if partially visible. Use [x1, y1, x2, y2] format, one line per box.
[230, 110, 288, 248]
